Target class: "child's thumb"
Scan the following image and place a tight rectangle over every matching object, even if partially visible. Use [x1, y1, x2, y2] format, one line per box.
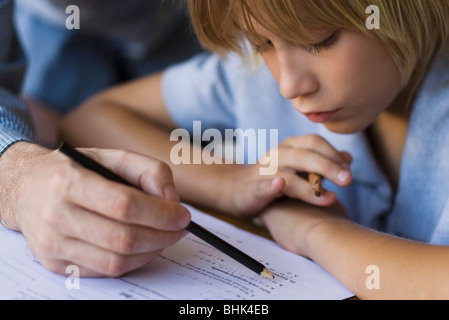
[254, 177, 285, 201]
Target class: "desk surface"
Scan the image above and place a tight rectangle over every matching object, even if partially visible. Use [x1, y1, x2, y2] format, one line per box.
[204, 209, 272, 240]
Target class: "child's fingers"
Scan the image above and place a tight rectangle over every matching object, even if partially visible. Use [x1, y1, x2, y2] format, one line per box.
[235, 177, 286, 217]
[280, 172, 338, 206]
[277, 147, 352, 187]
[282, 135, 351, 167]
[340, 151, 353, 165]
[253, 177, 286, 202]
[249, 174, 336, 209]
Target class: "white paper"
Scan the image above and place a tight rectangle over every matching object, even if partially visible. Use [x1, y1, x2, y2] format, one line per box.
[0, 204, 353, 300]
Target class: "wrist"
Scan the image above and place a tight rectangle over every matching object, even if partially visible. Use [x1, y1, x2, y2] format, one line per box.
[260, 199, 348, 259]
[182, 163, 246, 216]
[202, 164, 245, 215]
[300, 202, 350, 260]
[0, 142, 51, 229]
[0, 141, 50, 162]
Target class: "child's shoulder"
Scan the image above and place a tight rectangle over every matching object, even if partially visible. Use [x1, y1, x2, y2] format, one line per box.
[410, 47, 449, 126]
[418, 48, 449, 99]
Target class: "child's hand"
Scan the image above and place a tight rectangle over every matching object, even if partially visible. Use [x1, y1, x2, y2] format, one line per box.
[225, 135, 352, 218]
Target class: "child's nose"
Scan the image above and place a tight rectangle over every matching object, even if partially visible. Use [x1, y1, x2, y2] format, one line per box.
[277, 50, 320, 100]
[279, 72, 320, 100]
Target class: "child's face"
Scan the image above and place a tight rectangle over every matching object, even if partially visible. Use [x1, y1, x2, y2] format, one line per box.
[255, 25, 402, 134]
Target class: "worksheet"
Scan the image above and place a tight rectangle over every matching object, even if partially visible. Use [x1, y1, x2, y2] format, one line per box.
[0, 205, 353, 300]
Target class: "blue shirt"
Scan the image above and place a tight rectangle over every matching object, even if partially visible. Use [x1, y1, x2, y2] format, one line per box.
[161, 51, 449, 244]
[15, 0, 187, 51]
[14, 0, 203, 113]
[0, 0, 36, 154]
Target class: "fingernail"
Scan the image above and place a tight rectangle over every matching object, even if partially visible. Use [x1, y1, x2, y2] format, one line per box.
[337, 170, 350, 183]
[164, 185, 180, 202]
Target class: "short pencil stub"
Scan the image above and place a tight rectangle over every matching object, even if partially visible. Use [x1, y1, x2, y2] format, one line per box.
[309, 173, 324, 198]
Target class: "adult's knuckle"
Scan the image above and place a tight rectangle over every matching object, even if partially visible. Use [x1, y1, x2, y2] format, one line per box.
[49, 160, 82, 195]
[35, 234, 59, 257]
[41, 209, 61, 230]
[114, 228, 138, 254]
[154, 203, 175, 225]
[48, 166, 69, 192]
[104, 254, 128, 278]
[151, 160, 171, 176]
[109, 191, 133, 221]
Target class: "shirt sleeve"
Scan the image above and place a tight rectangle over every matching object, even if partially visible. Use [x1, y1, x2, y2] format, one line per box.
[0, 0, 37, 155]
[430, 198, 449, 245]
[161, 52, 237, 134]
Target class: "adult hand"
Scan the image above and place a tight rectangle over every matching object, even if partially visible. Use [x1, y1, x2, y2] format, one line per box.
[0, 142, 191, 278]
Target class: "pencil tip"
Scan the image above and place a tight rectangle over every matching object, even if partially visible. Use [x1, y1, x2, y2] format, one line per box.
[261, 268, 275, 279]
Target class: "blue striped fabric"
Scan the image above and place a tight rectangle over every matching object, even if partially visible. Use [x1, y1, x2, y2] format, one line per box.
[0, 0, 38, 155]
[0, 89, 37, 154]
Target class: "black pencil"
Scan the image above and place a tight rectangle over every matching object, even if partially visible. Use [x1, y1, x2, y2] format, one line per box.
[59, 143, 274, 279]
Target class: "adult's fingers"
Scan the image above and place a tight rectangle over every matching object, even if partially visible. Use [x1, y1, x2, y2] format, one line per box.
[60, 163, 191, 231]
[32, 237, 164, 278]
[57, 204, 184, 255]
[79, 148, 179, 201]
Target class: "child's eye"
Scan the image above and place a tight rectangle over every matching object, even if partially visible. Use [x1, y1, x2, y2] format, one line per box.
[307, 30, 339, 54]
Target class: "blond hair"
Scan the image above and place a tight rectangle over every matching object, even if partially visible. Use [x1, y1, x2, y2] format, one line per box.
[188, 0, 449, 113]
